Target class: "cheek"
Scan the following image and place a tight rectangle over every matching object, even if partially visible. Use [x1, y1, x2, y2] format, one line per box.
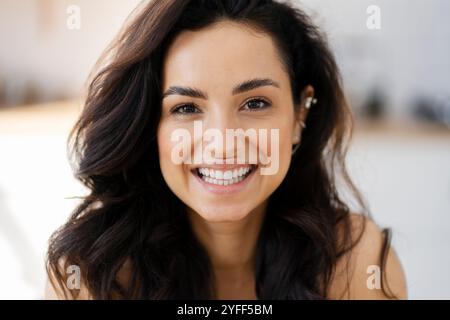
[157, 123, 187, 192]
[268, 115, 294, 174]
[157, 124, 173, 170]
[267, 118, 295, 191]
[251, 115, 294, 203]
[266, 126, 292, 187]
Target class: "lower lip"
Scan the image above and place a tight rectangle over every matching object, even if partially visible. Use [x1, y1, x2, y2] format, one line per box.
[191, 167, 257, 195]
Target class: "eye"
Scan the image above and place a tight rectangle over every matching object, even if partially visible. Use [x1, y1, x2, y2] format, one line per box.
[170, 103, 201, 115]
[240, 98, 272, 111]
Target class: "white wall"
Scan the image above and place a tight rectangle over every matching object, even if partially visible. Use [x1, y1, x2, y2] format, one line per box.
[300, 0, 450, 119]
[1, 0, 450, 114]
[0, 0, 141, 103]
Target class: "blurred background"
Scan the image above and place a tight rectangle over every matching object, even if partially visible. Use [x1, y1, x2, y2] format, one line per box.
[0, 0, 449, 299]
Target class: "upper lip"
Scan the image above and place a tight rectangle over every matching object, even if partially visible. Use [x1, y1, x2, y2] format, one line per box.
[189, 164, 257, 170]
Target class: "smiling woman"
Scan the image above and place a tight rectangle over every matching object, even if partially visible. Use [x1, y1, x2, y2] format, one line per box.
[45, 0, 406, 300]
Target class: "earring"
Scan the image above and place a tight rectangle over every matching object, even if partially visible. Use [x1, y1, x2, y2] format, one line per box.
[305, 97, 318, 109]
[292, 141, 301, 155]
[292, 134, 301, 155]
[299, 120, 306, 129]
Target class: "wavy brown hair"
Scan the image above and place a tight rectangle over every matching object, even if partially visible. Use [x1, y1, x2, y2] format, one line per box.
[47, 0, 394, 299]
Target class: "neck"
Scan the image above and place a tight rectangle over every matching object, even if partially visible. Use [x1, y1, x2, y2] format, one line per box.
[187, 202, 267, 298]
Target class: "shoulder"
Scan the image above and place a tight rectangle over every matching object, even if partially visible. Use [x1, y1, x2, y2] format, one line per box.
[326, 213, 407, 299]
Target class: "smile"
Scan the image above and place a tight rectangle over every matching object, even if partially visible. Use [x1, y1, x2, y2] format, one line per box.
[195, 165, 256, 186]
[190, 165, 258, 195]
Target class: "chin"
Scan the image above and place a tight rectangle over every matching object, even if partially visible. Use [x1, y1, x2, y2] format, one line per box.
[191, 202, 256, 223]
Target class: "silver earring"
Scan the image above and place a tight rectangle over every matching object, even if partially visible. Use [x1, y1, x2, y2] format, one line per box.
[299, 120, 306, 129]
[305, 97, 318, 109]
[292, 133, 301, 155]
[292, 142, 301, 155]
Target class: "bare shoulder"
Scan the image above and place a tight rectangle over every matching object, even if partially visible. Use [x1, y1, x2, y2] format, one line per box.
[327, 213, 408, 299]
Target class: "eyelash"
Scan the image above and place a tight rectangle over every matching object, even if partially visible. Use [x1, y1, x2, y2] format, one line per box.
[170, 98, 272, 115]
[241, 98, 272, 111]
[170, 104, 200, 115]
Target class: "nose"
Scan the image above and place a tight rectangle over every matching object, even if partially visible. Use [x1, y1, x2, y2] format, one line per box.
[201, 108, 257, 164]
[203, 109, 238, 162]
[204, 104, 238, 132]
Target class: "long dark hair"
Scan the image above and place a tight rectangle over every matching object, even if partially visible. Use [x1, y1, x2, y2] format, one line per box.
[47, 0, 393, 299]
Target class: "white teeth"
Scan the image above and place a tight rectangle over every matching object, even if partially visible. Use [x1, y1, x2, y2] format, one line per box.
[196, 166, 254, 186]
[223, 170, 233, 180]
[215, 170, 223, 180]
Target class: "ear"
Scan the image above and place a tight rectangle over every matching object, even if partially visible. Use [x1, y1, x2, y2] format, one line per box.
[292, 85, 315, 144]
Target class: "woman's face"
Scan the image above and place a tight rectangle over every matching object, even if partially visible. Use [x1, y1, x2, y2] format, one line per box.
[158, 20, 300, 222]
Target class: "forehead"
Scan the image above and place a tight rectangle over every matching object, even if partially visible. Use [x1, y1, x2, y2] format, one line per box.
[161, 20, 288, 90]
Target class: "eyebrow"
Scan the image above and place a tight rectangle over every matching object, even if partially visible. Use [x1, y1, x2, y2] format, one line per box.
[161, 78, 280, 100]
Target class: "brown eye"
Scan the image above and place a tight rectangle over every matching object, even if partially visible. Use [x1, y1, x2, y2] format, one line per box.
[171, 104, 201, 115]
[241, 98, 271, 111]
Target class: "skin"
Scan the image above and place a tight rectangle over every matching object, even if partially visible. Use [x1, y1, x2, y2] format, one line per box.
[45, 20, 407, 300]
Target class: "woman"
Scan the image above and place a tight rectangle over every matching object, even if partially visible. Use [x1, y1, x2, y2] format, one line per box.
[46, 0, 406, 299]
